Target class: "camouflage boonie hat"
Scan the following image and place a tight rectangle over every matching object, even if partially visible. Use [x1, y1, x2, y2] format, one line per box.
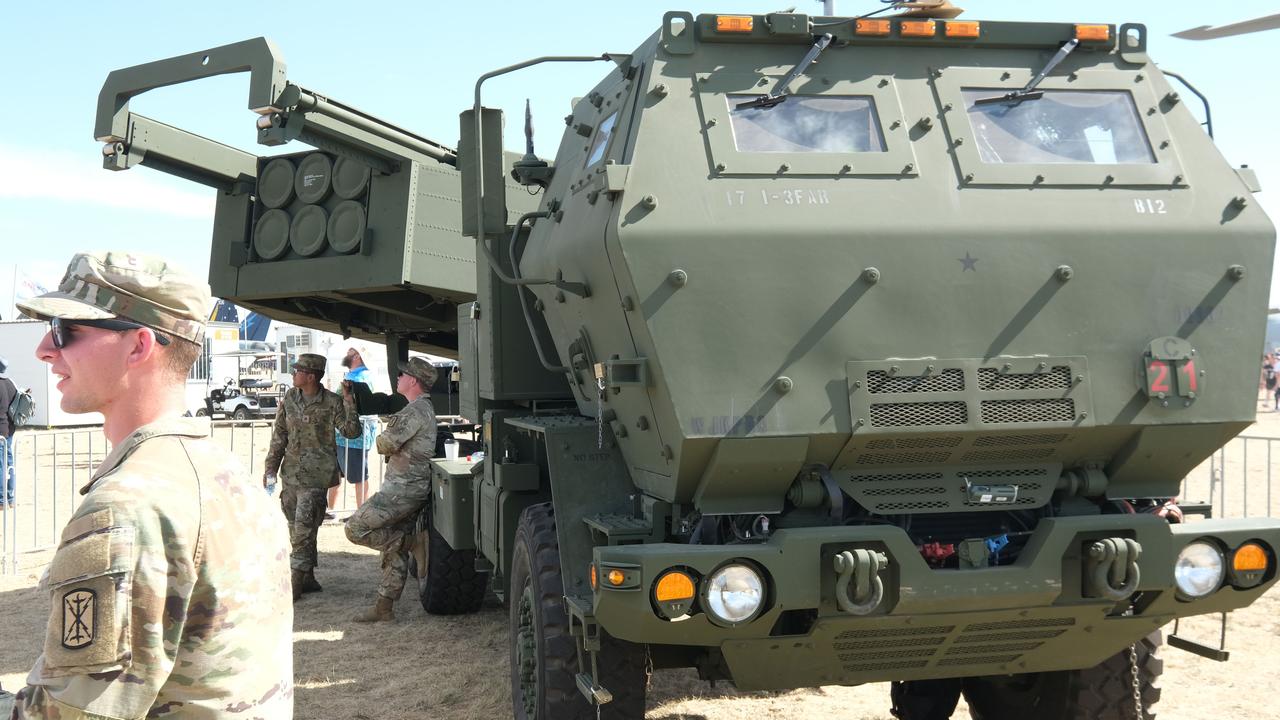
[293, 353, 327, 373]
[17, 251, 212, 345]
[399, 357, 438, 387]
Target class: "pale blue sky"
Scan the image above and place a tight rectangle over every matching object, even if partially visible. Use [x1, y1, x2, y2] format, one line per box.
[1, 1, 1277, 303]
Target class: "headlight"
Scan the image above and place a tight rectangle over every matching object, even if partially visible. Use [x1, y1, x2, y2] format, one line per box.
[1174, 541, 1224, 599]
[703, 563, 765, 625]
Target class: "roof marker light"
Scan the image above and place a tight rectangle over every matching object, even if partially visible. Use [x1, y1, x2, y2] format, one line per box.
[855, 19, 891, 36]
[900, 20, 937, 38]
[1075, 24, 1111, 42]
[945, 21, 981, 39]
[716, 15, 755, 33]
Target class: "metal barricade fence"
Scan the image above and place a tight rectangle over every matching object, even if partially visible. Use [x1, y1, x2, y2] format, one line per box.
[3, 427, 1277, 574]
[0, 419, 389, 574]
[1180, 435, 1280, 520]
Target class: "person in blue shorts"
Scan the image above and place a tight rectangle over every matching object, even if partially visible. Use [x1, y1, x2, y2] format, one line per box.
[329, 347, 376, 517]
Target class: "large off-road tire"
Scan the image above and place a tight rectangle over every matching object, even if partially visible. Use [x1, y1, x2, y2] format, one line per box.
[963, 632, 1163, 720]
[510, 503, 646, 720]
[890, 678, 962, 720]
[416, 518, 488, 615]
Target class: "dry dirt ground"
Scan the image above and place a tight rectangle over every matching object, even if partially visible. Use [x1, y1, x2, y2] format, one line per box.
[2, 411, 1280, 718]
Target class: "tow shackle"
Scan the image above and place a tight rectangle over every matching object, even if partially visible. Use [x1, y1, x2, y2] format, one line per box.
[833, 549, 889, 615]
[1085, 537, 1143, 601]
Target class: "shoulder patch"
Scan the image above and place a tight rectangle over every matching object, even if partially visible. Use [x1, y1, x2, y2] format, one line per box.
[61, 588, 98, 648]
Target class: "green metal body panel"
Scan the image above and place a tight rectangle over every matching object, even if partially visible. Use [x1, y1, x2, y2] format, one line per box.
[429, 458, 480, 550]
[592, 516, 1280, 688]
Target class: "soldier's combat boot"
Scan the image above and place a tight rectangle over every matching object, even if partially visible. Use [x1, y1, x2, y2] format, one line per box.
[291, 569, 305, 602]
[301, 570, 322, 594]
[353, 595, 396, 622]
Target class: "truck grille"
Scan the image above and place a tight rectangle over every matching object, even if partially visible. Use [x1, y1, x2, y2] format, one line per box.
[847, 356, 1090, 434]
[844, 466, 1054, 514]
[832, 617, 1074, 673]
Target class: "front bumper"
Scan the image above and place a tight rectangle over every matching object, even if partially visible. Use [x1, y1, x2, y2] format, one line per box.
[592, 515, 1280, 689]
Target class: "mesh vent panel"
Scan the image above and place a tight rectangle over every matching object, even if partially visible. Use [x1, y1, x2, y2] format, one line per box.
[964, 468, 1048, 479]
[868, 369, 964, 394]
[973, 433, 1069, 447]
[964, 618, 1076, 632]
[980, 399, 1075, 424]
[978, 366, 1072, 391]
[851, 473, 946, 483]
[842, 660, 929, 672]
[955, 630, 1070, 643]
[833, 637, 946, 651]
[871, 402, 968, 427]
[937, 655, 1021, 667]
[867, 436, 964, 450]
[944, 642, 1045, 654]
[836, 648, 938, 661]
[873, 501, 951, 511]
[863, 487, 947, 497]
[856, 451, 952, 465]
[836, 627, 956, 640]
[961, 448, 1056, 463]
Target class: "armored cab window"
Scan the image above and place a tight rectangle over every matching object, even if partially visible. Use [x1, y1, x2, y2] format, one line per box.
[586, 112, 619, 167]
[727, 95, 886, 153]
[962, 89, 1154, 165]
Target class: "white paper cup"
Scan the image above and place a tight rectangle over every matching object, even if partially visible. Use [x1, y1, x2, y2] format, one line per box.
[444, 440, 459, 461]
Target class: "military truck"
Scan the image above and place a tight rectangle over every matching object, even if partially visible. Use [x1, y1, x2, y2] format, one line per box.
[95, 6, 1279, 719]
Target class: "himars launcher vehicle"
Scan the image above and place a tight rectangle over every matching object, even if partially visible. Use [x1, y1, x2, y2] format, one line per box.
[95, 5, 1279, 719]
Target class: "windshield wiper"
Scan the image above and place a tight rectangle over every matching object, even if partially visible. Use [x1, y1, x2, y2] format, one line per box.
[736, 33, 835, 110]
[975, 38, 1079, 107]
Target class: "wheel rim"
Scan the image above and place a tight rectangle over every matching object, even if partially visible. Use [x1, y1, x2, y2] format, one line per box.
[516, 585, 539, 718]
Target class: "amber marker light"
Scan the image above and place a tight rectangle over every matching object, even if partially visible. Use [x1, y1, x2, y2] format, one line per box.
[1230, 542, 1269, 589]
[655, 571, 696, 602]
[1234, 543, 1268, 571]
[1075, 24, 1111, 42]
[607, 569, 627, 587]
[716, 15, 754, 33]
[900, 20, 936, 37]
[855, 19, 891, 36]
[590, 564, 598, 590]
[653, 570, 698, 620]
[945, 21, 980, 39]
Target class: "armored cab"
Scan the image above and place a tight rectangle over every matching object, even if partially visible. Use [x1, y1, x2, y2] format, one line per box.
[470, 10, 1280, 720]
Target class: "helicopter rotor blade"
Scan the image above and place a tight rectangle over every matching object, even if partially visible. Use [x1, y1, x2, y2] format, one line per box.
[1172, 13, 1280, 40]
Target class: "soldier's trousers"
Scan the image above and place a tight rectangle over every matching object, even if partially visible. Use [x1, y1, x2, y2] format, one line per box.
[280, 484, 328, 572]
[345, 479, 431, 600]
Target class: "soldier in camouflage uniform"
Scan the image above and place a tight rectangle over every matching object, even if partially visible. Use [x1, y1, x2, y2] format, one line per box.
[345, 356, 438, 622]
[8, 251, 293, 719]
[263, 352, 360, 600]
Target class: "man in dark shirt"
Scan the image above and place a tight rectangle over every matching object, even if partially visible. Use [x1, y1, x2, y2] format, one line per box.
[0, 356, 17, 508]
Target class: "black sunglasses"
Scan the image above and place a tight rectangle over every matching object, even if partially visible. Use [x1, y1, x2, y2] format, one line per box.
[51, 316, 171, 349]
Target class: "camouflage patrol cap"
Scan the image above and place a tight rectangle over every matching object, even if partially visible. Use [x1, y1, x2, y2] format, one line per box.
[17, 251, 212, 345]
[293, 353, 327, 373]
[399, 356, 438, 387]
